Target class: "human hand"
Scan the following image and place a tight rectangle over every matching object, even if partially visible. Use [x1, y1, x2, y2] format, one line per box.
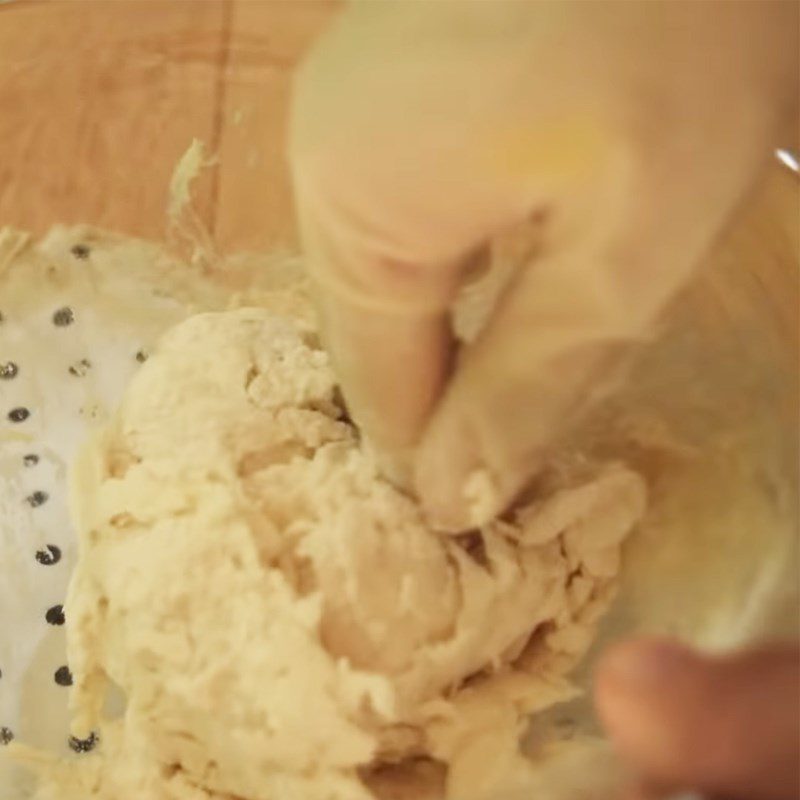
[290, 1, 798, 530]
[595, 639, 800, 800]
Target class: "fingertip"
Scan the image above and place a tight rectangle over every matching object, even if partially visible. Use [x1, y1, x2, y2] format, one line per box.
[595, 639, 800, 800]
[415, 407, 537, 532]
[594, 638, 697, 738]
[595, 638, 696, 699]
[369, 445, 416, 495]
[316, 290, 452, 450]
[594, 638, 709, 792]
[415, 413, 480, 532]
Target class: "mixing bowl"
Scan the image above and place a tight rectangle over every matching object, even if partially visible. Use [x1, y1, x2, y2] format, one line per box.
[0, 2, 797, 798]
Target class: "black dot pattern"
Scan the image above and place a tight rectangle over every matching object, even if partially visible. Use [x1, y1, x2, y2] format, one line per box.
[26, 490, 49, 508]
[45, 605, 65, 626]
[0, 361, 18, 379]
[68, 731, 98, 753]
[0, 727, 13, 746]
[54, 666, 73, 687]
[52, 307, 75, 327]
[35, 545, 62, 566]
[70, 244, 91, 260]
[0, 243, 180, 761]
[8, 407, 30, 423]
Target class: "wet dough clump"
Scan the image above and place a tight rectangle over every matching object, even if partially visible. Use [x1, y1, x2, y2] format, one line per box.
[28, 309, 645, 800]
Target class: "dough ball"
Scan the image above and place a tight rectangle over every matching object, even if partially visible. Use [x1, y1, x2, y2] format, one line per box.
[28, 309, 645, 800]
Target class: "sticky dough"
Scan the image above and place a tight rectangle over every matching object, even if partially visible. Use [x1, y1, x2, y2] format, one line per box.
[26, 308, 645, 800]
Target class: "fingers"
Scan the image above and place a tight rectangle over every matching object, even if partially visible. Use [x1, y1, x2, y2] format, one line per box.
[292, 161, 475, 463]
[412, 69, 783, 531]
[292, 0, 797, 515]
[415, 230, 649, 530]
[290, 3, 649, 499]
[314, 293, 453, 463]
[289, 2, 596, 462]
[594, 638, 800, 800]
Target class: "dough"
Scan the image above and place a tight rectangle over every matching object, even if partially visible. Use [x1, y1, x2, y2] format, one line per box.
[0, 222, 313, 799]
[19, 308, 645, 800]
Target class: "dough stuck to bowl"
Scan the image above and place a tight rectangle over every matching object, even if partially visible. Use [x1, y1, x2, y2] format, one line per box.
[15, 307, 645, 800]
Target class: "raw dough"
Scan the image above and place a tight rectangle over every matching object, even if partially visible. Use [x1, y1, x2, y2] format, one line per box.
[0, 222, 314, 799]
[19, 307, 645, 800]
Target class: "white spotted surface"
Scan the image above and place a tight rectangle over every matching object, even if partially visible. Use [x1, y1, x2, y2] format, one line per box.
[0, 227, 189, 794]
[0, 224, 310, 798]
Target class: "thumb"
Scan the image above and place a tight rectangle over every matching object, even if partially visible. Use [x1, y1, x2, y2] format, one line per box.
[594, 638, 800, 800]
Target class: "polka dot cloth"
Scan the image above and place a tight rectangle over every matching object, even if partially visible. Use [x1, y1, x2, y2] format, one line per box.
[0, 226, 190, 793]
